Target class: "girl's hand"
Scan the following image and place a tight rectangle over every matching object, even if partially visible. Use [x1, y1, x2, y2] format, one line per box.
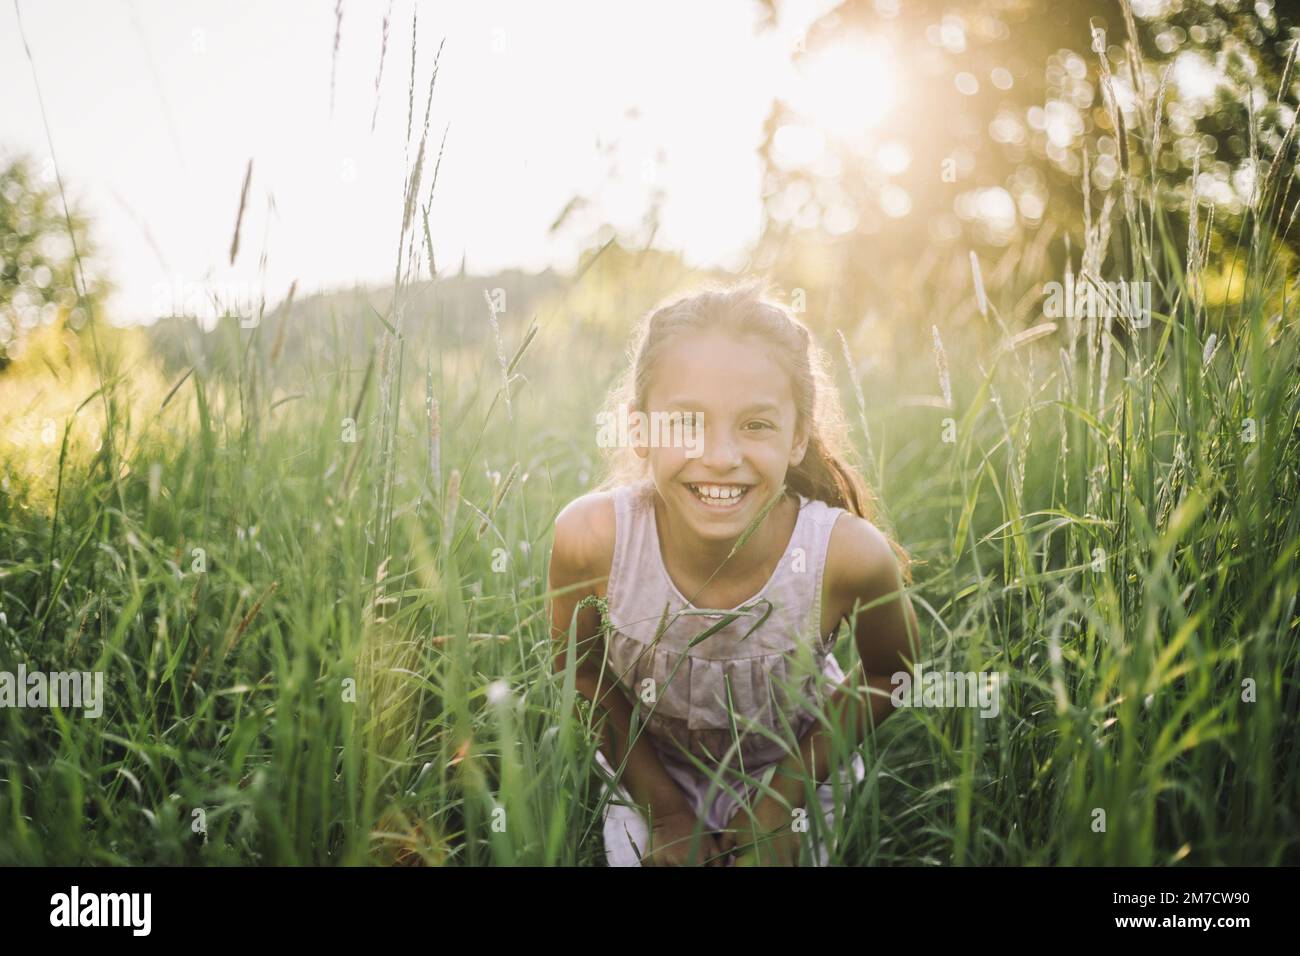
[718, 800, 804, 866]
[729, 828, 802, 866]
[641, 809, 727, 867]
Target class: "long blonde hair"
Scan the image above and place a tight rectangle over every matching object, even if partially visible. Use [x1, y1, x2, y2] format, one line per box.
[595, 276, 911, 579]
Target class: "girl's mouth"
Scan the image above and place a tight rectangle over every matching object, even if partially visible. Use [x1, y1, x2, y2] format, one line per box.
[683, 482, 753, 510]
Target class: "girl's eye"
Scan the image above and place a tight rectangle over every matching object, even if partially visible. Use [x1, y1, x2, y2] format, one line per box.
[744, 421, 775, 432]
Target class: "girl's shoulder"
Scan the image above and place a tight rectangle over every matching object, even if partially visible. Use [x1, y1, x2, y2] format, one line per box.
[822, 511, 904, 608]
[549, 488, 619, 592]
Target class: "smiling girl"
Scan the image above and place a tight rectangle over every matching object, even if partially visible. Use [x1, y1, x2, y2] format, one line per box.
[548, 278, 920, 866]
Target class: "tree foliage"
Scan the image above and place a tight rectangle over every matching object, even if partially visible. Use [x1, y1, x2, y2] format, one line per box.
[0, 151, 110, 369]
[757, 0, 1300, 280]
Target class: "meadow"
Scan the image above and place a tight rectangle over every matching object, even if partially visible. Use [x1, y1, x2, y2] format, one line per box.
[1, 29, 1298, 867]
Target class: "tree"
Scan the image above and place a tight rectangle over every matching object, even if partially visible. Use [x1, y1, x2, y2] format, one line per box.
[0, 151, 111, 369]
[753, 0, 1300, 323]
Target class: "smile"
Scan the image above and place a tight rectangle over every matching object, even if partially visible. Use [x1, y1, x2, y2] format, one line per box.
[684, 482, 752, 509]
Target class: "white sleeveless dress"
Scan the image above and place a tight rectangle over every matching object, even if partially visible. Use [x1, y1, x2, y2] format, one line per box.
[593, 478, 867, 866]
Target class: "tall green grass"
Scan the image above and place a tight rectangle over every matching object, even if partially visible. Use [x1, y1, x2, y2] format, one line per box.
[1, 28, 1297, 866]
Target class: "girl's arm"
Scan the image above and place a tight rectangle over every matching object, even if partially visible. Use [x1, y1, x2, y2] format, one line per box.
[547, 497, 698, 831]
[724, 515, 920, 859]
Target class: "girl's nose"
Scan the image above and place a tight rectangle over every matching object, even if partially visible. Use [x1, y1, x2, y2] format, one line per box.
[701, 427, 742, 470]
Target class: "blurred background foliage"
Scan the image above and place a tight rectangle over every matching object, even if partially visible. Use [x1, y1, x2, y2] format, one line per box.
[0, 152, 110, 370]
[3, 1, 1296, 387]
[754, 0, 1298, 300]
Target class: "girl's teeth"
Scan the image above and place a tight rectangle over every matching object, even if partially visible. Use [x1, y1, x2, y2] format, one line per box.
[690, 484, 747, 502]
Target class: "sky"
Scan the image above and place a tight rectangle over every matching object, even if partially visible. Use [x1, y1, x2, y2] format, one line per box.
[1, 0, 836, 325]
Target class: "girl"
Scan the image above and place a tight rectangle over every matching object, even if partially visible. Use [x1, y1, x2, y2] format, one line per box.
[548, 278, 919, 866]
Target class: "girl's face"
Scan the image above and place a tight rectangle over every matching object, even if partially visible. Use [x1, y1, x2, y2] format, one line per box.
[634, 329, 809, 543]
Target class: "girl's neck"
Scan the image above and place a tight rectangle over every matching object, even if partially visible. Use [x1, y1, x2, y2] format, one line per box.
[652, 487, 800, 598]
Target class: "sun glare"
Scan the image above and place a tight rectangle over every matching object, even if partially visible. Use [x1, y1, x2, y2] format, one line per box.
[789, 34, 897, 140]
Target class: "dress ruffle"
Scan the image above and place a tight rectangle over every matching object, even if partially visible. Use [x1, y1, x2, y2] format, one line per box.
[605, 631, 837, 770]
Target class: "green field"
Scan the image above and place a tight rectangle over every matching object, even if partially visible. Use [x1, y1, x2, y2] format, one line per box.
[2, 20, 1299, 867]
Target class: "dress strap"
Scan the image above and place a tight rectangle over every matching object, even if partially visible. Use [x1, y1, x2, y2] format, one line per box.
[606, 479, 653, 613]
[798, 496, 850, 655]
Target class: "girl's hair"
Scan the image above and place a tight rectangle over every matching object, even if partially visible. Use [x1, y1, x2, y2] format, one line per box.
[595, 276, 911, 579]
